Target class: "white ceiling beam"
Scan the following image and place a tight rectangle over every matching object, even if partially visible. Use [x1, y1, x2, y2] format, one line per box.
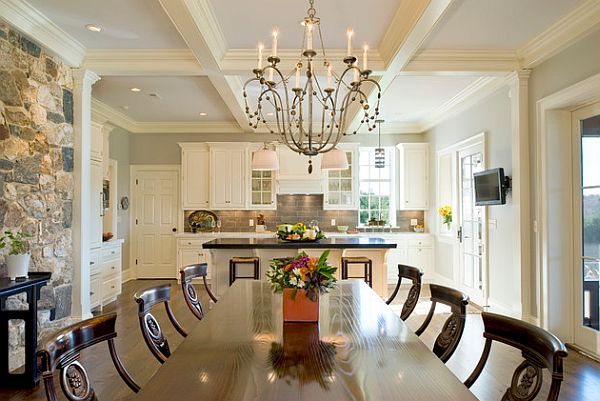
[0, 0, 86, 66]
[83, 49, 204, 76]
[518, 0, 600, 69]
[348, 0, 455, 134]
[405, 49, 518, 75]
[158, 0, 251, 131]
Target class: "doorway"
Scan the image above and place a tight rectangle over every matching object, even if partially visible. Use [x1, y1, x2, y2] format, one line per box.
[131, 165, 180, 279]
[572, 103, 600, 354]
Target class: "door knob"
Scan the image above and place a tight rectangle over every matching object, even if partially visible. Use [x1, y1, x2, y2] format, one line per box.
[172, 228, 177, 232]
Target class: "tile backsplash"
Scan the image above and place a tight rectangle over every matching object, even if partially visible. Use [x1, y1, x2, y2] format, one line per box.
[184, 195, 424, 232]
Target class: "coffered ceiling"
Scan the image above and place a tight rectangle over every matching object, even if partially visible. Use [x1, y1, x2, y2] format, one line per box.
[3, 0, 598, 134]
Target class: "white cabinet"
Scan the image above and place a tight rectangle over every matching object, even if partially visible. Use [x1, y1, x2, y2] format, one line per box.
[91, 122, 104, 162]
[210, 145, 246, 209]
[407, 238, 434, 278]
[397, 143, 429, 210]
[90, 159, 104, 250]
[248, 144, 276, 209]
[324, 144, 358, 210]
[180, 143, 210, 209]
[383, 235, 434, 283]
[176, 238, 212, 279]
[386, 247, 408, 283]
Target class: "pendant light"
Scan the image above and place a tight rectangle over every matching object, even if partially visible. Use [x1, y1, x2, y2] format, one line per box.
[375, 120, 385, 168]
[321, 147, 349, 170]
[251, 143, 279, 171]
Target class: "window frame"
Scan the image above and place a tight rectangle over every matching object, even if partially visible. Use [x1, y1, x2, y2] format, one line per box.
[357, 146, 396, 227]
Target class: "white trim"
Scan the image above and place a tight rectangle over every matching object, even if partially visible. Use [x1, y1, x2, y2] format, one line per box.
[92, 98, 138, 132]
[487, 297, 520, 318]
[83, 49, 203, 76]
[0, 0, 86, 66]
[406, 49, 519, 74]
[121, 268, 135, 284]
[518, 0, 600, 68]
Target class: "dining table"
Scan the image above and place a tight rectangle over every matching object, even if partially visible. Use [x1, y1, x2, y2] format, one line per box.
[132, 280, 479, 401]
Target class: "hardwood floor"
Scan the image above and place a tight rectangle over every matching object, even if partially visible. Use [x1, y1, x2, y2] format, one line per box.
[1, 279, 599, 400]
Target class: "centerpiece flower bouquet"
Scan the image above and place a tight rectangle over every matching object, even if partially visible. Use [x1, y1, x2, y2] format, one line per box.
[267, 250, 337, 321]
[276, 222, 326, 242]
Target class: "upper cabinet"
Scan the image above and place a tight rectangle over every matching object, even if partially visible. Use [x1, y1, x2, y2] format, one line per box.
[91, 122, 104, 162]
[210, 144, 247, 209]
[180, 143, 210, 209]
[323, 144, 358, 210]
[397, 143, 429, 210]
[248, 145, 276, 209]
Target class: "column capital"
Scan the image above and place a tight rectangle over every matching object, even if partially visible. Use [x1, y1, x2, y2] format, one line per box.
[508, 69, 531, 85]
[72, 68, 101, 88]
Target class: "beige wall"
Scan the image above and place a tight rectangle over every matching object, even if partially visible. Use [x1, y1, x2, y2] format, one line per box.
[424, 87, 516, 313]
[129, 132, 424, 165]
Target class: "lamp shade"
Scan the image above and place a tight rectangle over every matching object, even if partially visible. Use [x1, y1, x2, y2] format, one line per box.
[321, 148, 349, 170]
[251, 148, 279, 170]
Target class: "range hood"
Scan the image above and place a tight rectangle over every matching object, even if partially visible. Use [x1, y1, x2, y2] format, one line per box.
[277, 179, 323, 194]
[276, 146, 324, 194]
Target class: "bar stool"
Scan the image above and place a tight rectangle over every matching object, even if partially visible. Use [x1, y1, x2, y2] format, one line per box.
[341, 256, 373, 287]
[229, 256, 260, 286]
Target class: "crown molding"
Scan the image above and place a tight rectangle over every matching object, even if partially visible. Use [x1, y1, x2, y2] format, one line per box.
[91, 98, 138, 132]
[420, 76, 508, 132]
[405, 49, 518, 74]
[518, 0, 600, 68]
[221, 49, 386, 75]
[83, 49, 203, 76]
[0, 0, 86, 66]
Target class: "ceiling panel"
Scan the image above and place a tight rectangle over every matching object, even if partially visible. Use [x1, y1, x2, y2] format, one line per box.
[379, 75, 480, 122]
[28, 0, 186, 49]
[422, 0, 586, 49]
[93, 76, 235, 122]
[211, 0, 401, 50]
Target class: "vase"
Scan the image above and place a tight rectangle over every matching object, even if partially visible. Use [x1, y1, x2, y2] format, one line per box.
[283, 288, 319, 322]
[6, 253, 31, 281]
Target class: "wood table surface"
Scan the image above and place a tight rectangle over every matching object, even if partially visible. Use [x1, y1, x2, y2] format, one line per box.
[133, 281, 479, 401]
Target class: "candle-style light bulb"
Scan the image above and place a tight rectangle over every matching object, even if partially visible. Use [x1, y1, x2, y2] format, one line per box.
[295, 64, 300, 88]
[363, 44, 368, 70]
[306, 23, 313, 50]
[272, 28, 278, 57]
[257, 43, 264, 69]
[353, 62, 359, 82]
[346, 28, 354, 56]
[327, 65, 333, 89]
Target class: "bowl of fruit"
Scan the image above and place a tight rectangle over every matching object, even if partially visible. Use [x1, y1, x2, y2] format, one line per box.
[276, 222, 325, 242]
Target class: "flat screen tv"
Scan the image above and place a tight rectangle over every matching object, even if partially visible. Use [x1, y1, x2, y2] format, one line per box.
[473, 168, 507, 206]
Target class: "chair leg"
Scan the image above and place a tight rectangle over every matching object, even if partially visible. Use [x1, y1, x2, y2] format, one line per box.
[363, 263, 368, 285]
[229, 260, 234, 286]
[368, 261, 373, 287]
[341, 260, 348, 280]
[254, 260, 260, 280]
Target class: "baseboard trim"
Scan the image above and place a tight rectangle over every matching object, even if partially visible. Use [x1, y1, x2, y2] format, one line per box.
[566, 343, 600, 363]
[487, 297, 521, 318]
[121, 269, 135, 283]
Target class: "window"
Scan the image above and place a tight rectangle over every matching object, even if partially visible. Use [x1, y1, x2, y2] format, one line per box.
[358, 148, 395, 226]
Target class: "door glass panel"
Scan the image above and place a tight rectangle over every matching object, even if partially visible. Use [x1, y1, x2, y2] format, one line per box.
[581, 117, 600, 330]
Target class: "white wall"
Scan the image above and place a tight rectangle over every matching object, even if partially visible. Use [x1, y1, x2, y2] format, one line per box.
[425, 87, 517, 313]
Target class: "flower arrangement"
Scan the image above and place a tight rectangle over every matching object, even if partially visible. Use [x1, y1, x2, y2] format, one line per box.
[276, 222, 325, 242]
[267, 250, 337, 301]
[438, 204, 452, 228]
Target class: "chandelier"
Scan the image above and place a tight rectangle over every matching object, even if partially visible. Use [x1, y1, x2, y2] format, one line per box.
[243, 0, 382, 172]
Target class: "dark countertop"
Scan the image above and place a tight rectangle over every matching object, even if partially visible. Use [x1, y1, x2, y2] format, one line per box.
[202, 237, 397, 249]
[0, 272, 52, 297]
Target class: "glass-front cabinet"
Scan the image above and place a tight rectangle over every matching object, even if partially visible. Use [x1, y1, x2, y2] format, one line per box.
[248, 146, 276, 209]
[324, 144, 358, 210]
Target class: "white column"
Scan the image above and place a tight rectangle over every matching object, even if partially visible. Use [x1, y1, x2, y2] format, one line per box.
[71, 69, 101, 320]
[508, 69, 531, 320]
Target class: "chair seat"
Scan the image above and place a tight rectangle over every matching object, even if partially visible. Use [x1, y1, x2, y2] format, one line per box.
[231, 256, 259, 263]
[342, 256, 371, 263]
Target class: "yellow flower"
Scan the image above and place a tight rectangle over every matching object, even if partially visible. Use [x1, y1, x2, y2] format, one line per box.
[438, 205, 452, 218]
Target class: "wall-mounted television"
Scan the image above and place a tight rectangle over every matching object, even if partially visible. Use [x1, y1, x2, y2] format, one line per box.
[473, 168, 509, 206]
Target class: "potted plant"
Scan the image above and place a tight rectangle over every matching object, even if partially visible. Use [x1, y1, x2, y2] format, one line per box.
[438, 204, 452, 229]
[266, 250, 337, 322]
[1, 230, 31, 281]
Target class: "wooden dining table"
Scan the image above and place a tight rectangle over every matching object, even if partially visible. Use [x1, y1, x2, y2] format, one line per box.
[132, 280, 479, 401]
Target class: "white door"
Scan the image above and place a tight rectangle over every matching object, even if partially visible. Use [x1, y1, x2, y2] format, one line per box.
[572, 103, 600, 354]
[457, 145, 487, 305]
[133, 168, 179, 278]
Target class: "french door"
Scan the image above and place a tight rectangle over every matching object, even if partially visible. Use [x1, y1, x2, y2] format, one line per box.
[572, 103, 600, 354]
[458, 144, 487, 305]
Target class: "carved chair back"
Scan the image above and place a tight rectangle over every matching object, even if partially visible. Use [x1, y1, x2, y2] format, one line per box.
[464, 312, 568, 401]
[414, 284, 469, 363]
[134, 284, 188, 364]
[37, 313, 140, 401]
[385, 264, 424, 320]
[180, 263, 218, 321]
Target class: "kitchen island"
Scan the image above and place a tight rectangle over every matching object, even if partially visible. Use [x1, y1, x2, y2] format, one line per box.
[202, 237, 396, 299]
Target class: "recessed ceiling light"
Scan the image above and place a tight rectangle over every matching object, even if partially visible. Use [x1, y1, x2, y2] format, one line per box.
[130, 87, 141, 92]
[199, 112, 208, 116]
[121, 105, 129, 110]
[85, 24, 102, 33]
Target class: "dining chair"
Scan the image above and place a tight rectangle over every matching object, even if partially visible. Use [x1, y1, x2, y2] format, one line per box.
[37, 313, 140, 401]
[385, 264, 424, 321]
[180, 263, 218, 321]
[414, 284, 469, 363]
[134, 284, 188, 364]
[464, 312, 568, 400]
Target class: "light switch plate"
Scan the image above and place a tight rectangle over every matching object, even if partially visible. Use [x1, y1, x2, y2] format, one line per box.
[330, 219, 336, 226]
[249, 219, 254, 226]
[410, 219, 418, 226]
[488, 219, 497, 230]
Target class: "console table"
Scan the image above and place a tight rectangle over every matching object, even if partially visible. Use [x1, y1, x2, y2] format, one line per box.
[0, 272, 51, 388]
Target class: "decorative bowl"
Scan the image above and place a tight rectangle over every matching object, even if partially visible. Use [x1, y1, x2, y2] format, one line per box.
[337, 225, 349, 233]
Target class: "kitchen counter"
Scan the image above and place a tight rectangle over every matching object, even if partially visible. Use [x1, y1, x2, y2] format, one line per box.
[202, 237, 397, 249]
[176, 231, 429, 238]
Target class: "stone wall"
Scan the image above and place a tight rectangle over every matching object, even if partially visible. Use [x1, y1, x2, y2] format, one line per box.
[0, 21, 74, 368]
